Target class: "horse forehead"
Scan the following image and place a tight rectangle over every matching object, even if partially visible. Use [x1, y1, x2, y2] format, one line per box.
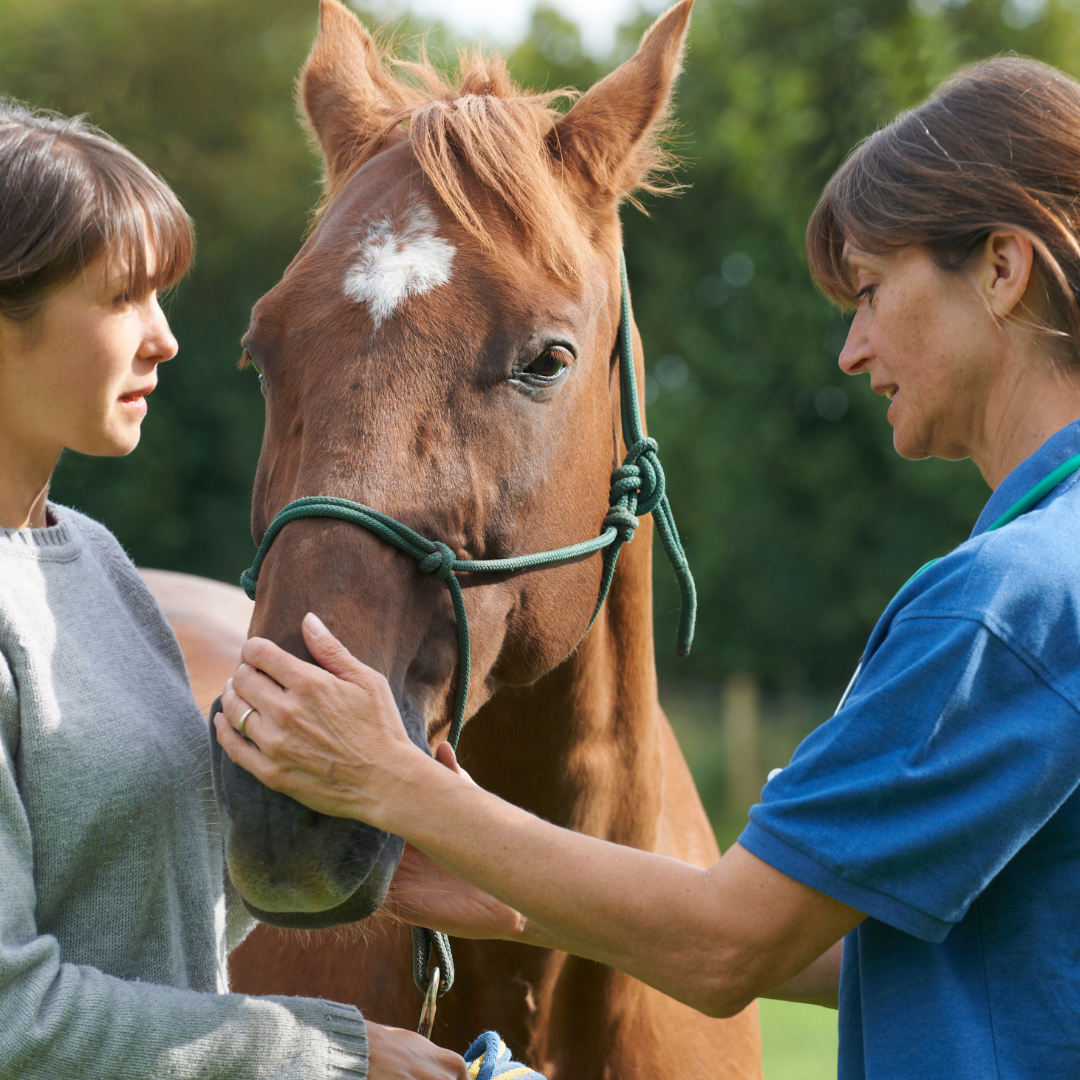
[341, 202, 456, 330]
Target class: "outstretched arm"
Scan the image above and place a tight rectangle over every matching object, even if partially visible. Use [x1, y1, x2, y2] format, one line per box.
[387, 808, 846, 1012]
[217, 614, 863, 1018]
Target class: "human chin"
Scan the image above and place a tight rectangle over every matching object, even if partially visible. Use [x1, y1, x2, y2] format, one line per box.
[890, 415, 931, 461]
[100, 410, 146, 456]
[116, 418, 145, 455]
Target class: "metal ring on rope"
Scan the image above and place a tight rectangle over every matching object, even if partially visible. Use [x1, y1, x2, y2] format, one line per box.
[239, 251, 697, 996]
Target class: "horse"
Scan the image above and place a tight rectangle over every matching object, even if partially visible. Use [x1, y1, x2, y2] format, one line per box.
[139, 569, 253, 715]
[147, 1, 763, 1075]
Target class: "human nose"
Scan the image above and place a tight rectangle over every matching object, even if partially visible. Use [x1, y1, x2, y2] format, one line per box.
[838, 311, 870, 375]
[138, 294, 179, 366]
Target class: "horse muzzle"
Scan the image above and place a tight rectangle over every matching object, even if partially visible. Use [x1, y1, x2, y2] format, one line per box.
[209, 694, 429, 927]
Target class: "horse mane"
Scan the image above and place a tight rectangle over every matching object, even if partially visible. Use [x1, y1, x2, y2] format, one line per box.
[311, 39, 677, 280]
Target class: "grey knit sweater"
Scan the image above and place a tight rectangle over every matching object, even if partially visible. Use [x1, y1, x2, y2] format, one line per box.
[0, 504, 368, 1079]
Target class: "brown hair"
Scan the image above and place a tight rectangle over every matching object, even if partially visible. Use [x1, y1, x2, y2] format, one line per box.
[807, 57, 1080, 358]
[0, 101, 194, 322]
[401, 52, 586, 280]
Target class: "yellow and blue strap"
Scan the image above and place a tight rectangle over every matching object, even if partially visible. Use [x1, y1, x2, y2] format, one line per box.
[464, 1032, 546, 1080]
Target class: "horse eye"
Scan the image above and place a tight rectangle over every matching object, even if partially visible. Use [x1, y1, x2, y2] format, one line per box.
[524, 347, 570, 380]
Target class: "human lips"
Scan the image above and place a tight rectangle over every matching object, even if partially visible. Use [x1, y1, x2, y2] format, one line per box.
[873, 383, 898, 402]
[119, 384, 155, 412]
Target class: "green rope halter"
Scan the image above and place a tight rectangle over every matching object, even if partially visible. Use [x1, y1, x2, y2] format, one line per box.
[240, 251, 696, 996]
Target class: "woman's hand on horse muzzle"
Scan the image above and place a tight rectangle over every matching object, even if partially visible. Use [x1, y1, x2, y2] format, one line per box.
[216, 612, 432, 829]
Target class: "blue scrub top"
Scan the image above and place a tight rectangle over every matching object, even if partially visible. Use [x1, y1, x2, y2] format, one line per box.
[740, 418, 1080, 1080]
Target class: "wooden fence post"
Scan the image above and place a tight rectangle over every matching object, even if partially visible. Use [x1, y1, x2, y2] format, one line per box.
[723, 673, 760, 814]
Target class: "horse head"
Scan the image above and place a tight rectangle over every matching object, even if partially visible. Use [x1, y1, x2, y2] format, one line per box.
[212, 0, 692, 926]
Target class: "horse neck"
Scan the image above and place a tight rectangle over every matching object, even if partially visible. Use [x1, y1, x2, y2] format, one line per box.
[462, 517, 663, 850]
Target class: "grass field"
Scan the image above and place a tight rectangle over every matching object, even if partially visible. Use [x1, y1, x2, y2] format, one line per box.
[660, 682, 840, 1080]
[758, 999, 838, 1080]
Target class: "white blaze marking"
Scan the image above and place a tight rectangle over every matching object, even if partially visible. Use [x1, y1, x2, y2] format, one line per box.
[343, 205, 455, 328]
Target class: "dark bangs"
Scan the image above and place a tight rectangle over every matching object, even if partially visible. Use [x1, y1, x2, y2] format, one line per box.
[0, 103, 194, 320]
[806, 114, 996, 309]
[805, 135, 900, 309]
[79, 132, 194, 299]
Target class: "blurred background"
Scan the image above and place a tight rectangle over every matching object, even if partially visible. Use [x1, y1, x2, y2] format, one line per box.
[4, 0, 1077, 1072]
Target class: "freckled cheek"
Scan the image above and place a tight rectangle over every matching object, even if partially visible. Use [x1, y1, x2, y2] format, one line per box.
[876, 300, 933, 383]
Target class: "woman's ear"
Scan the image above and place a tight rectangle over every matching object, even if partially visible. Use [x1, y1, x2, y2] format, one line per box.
[977, 230, 1036, 320]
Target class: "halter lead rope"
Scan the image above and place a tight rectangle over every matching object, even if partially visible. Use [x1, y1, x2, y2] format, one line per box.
[240, 251, 696, 996]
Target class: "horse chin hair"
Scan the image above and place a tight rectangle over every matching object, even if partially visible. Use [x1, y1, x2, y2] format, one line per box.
[210, 693, 429, 928]
[232, 831, 405, 929]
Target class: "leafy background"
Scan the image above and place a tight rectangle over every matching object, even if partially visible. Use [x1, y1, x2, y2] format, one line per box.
[4, 1, 1077, 1072]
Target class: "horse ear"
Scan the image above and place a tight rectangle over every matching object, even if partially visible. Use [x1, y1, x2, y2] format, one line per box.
[550, 0, 692, 206]
[299, 0, 398, 190]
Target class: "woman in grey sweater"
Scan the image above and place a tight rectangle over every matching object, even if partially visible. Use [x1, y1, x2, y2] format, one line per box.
[0, 102, 465, 1080]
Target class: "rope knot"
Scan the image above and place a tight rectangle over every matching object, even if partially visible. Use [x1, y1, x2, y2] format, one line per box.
[239, 568, 258, 601]
[603, 507, 640, 543]
[610, 437, 666, 517]
[625, 436, 659, 463]
[419, 542, 457, 581]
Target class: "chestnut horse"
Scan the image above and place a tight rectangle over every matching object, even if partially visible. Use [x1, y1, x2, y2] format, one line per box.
[149, 1, 763, 1075]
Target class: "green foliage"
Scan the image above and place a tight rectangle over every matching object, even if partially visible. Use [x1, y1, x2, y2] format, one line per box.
[5, 0, 1080, 690]
[507, 6, 607, 92]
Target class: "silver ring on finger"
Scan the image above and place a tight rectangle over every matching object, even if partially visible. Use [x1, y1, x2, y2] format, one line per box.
[238, 706, 255, 740]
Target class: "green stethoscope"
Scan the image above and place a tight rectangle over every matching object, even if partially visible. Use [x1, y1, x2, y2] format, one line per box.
[831, 449, 1080, 717]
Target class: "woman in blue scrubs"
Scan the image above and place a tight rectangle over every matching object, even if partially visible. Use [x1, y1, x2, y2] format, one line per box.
[218, 56, 1080, 1079]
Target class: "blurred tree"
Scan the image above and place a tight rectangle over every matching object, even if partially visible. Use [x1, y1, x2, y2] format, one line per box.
[506, 5, 607, 90]
[515, 0, 1080, 692]
[4, 0, 1079, 693]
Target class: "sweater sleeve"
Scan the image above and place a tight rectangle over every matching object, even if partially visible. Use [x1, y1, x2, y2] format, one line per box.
[225, 870, 260, 955]
[0, 651, 368, 1080]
